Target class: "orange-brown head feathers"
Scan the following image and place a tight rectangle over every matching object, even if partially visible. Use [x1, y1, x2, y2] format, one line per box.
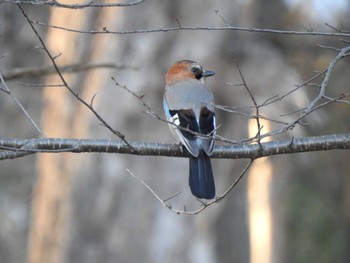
[165, 60, 215, 87]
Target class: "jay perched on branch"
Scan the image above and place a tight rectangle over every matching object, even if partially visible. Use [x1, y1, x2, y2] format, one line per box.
[163, 60, 216, 199]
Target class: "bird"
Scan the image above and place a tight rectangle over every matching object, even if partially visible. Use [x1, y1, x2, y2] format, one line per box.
[163, 60, 216, 199]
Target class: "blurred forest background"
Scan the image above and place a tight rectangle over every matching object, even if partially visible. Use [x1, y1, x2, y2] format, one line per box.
[1, 0, 350, 262]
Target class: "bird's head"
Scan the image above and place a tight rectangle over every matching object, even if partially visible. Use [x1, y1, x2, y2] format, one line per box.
[165, 60, 215, 86]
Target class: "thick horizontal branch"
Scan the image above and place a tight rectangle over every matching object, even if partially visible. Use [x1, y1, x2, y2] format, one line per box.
[1, 133, 350, 160]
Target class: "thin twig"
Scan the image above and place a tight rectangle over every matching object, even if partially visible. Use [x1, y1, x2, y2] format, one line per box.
[215, 10, 230, 26]
[126, 160, 253, 215]
[304, 46, 350, 113]
[31, 20, 350, 38]
[324, 23, 350, 33]
[259, 93, 350, 140]
[16, 82, 65, 88]
[0, 72, 46, 137]
[3, 62, 136, 81]
[234, 58, 263, 148]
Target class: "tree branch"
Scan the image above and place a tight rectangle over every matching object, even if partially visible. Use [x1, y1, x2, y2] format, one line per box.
[2, 62, 136, 81]
[1, 133, 350, 160]
[1, 0, 147, 8]
[126, 159, 254, 215]
[31, 20, 350, 38]
[0, 72, 46, 137]
[304, 45, 350, 113]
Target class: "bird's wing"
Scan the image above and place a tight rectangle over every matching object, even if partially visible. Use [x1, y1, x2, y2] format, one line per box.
[164, 99, 216, 157]
[164, 80, 215, 157]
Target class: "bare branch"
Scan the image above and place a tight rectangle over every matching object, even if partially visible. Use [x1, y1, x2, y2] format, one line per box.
[125, 168, 177, 211]
[1, 133, 350, 160]
[234, 58, 263, 147]
[256, 93, 350, 141]
[1, 0, 147, 9]
[222, 52, 350, 143]
[304, 45, 350, 113]
[3, 62, 137, 81]
[324, 23, 350, 33]
[112, 77, 153, 112]
[214, 10, 230, 26]
[0, 72, 46, 137]
[126, 160, 254, 215]
[30, 20, 350, 38]
[15, 82, 65, 88]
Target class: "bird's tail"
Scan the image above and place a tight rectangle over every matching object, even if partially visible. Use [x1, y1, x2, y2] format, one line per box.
[189, 151, 215, 199]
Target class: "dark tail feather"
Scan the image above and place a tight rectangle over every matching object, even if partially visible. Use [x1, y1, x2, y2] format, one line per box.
[189, 151, 215, 199]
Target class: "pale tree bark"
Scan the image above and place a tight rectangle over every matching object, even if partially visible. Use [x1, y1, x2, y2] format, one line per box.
[247, 119, 273, 263]
[28, 5, 85, 263]
[27, 4, 124, 262]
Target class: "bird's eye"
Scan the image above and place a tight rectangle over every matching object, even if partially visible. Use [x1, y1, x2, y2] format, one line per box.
[191, 65, 203, 80]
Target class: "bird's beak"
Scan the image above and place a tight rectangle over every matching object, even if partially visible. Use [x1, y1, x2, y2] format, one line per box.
[202, 70, 215, 77]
